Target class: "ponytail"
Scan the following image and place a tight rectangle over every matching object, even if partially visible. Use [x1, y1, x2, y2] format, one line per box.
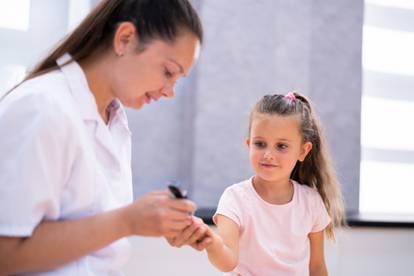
[2, 0, 203, 100]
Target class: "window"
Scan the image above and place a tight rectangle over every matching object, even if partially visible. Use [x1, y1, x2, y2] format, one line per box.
[0, 0, 93, 95]
[360, 0, 414, 214]
[0, 0, 31, 31]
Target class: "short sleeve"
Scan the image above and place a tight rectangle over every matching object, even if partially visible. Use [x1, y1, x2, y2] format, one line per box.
[0, 91, 74, 237]
[213, 186, 243, 227]
[311, 192, 331, 233]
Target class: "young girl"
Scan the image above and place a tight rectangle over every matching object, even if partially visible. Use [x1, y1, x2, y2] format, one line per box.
[196, 92, 345, 275]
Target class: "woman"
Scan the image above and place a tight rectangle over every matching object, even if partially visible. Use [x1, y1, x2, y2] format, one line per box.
[0, 0, 205, 274]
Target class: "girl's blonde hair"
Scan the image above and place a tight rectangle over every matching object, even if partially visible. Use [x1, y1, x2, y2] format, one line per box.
[249, 92, 346, 240]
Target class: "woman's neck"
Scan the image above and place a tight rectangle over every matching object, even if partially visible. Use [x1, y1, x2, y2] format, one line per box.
[79, 51, 114, 124]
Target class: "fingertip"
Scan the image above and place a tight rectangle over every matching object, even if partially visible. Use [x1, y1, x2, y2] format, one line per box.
[201, 238, 212, 247]
[185, 200, 197, 211]
[203, 237, 211, 241]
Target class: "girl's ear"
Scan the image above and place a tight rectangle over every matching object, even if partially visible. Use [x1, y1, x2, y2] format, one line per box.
[298, 142, 312, 161]
[113, 22, 138, 57]
[246, 138, 251, 148]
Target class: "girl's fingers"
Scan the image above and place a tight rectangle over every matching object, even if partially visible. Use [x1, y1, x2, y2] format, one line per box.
[199, 237, 212, 246]
[186, 225, 208, 245]
[192, 237, 212, 251]
[174, 223, 201, 246]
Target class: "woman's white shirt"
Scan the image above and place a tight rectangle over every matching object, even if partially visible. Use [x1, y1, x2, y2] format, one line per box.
[0, 54, 133, 275]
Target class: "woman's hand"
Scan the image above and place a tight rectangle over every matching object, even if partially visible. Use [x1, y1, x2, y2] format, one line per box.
[123, 190, 196, 238]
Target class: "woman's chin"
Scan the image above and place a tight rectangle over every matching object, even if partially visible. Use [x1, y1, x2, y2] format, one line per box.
[122, 98, 145, 110]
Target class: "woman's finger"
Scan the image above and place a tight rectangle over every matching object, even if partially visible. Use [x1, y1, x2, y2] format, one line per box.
[167, 198, 197, 213]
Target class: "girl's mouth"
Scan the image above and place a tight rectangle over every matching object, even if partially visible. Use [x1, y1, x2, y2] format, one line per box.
[260, 163, 278, 168]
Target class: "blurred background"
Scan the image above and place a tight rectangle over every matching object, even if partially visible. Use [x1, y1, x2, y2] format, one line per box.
[1, 0, 413, 275]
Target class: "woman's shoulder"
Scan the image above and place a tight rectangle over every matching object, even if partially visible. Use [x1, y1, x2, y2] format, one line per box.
[3, 71, 75, 120]
[0, 71, 80, 139]
[15, 70, 69, 102]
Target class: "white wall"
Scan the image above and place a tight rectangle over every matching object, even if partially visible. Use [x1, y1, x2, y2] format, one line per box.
[124, 227, 414, 276]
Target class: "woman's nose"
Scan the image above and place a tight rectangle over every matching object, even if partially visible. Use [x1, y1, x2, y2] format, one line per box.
[160, 83, 175, 98]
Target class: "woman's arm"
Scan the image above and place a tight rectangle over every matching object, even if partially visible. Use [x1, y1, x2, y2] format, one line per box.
[309, 230, 328, 276]
[0, 191, 195, 275]
[0, 207, 129, 275]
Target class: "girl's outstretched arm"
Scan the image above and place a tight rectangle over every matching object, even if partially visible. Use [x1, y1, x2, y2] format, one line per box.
[309, 230, 328, 276]
[204, 214, 240, 272]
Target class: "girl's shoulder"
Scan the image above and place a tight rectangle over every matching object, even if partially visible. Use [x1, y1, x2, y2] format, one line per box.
[223, 178, 253, 198]
[292, 180, 323, 205]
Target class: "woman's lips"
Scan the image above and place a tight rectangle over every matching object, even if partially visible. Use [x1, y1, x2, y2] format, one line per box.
[144, 93, 161, 104]
[144, 93, 152, 103]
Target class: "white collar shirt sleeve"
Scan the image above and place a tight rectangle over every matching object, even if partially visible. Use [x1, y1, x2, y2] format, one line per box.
[0, 53, 133, 275]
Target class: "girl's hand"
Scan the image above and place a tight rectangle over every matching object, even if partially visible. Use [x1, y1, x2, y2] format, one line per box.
[123, 190, 196, 238]
[166, 216, 210, 248]
[189, 227, 215, 251]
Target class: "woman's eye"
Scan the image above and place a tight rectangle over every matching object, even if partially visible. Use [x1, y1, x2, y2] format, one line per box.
[164, 68, 173, 79]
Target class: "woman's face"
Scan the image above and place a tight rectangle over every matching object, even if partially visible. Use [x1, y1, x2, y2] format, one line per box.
[111, 29, 200, 109]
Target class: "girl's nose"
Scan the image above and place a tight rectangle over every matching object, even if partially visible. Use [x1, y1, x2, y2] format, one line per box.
[264, 149, 275, 159]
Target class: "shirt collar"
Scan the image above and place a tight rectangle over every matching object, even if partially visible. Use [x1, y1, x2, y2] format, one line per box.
[56, 53, 97, 121]
[107, 98, 131, 132]
[56, 53, 130, 133]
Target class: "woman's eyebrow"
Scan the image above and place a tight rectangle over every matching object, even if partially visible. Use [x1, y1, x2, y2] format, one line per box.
[168, 58, 185, 75]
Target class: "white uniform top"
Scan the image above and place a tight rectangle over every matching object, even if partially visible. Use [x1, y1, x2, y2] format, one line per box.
[0, 54, 133, 275]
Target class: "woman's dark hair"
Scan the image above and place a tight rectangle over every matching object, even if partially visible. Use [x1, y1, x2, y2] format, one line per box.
[3, 0, 202, 97]
[249, 92, 345, 240]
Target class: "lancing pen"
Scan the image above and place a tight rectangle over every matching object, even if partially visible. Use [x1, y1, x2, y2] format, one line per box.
[167, 180, 187, 199]
[167, 181, 194, 217]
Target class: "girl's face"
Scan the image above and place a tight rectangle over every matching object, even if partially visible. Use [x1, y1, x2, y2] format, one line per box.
[247, 113, 312, 184]
[111, 28, 200, 109]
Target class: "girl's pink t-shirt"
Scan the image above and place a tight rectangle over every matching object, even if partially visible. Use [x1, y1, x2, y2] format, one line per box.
[213, 178, 331, 276]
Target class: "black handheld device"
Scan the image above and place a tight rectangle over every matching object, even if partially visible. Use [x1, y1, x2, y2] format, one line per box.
[168, 184, 187, 199]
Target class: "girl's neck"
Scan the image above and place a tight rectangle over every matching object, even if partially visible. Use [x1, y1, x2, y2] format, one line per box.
[252, 176, 294, 205]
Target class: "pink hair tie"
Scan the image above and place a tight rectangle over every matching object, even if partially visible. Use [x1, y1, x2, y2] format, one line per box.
[285, 92, 296, 101]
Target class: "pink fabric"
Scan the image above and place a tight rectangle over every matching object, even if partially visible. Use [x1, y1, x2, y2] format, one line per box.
[213, 178, 331, 276]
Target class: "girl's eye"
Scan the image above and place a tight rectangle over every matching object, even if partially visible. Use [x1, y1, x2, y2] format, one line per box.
[254, 141, 266, 148]
[276, 143, 288, 150]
